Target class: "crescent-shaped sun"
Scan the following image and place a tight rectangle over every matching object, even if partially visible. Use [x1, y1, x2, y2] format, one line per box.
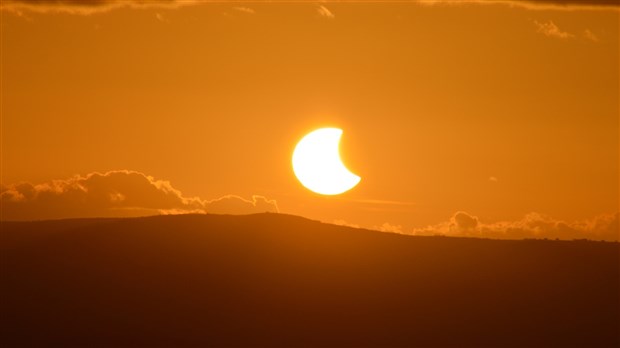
[292, 128, 361, 195]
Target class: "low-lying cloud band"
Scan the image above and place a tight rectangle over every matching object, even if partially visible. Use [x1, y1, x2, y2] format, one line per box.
[413, 211, 619, 241]
[1, 170, 278, 220]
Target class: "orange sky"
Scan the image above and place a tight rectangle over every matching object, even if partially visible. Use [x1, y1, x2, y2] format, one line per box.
[1, 0, 618, 239]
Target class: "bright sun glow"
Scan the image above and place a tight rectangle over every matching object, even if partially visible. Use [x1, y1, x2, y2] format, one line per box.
[292, 128, 361, 195]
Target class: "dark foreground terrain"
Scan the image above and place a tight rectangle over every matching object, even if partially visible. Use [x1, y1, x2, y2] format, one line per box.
[1, 214, 618, 347]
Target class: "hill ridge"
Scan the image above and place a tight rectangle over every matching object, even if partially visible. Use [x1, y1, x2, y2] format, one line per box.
[2, 213, 618, 347]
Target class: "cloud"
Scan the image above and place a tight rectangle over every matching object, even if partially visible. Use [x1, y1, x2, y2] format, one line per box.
[534, 20, 575, 40]
[417, 0, 618, 11]
[452, 211, 479, 231]
[505, 0, 619, 11]
[489, 176, 498, 182]
[206, 195, 278, 215]
[0, 0, 195, 15]
[334, 220, 403, 233]
[413, 211, 619, 241]
[316, 5, 335, 19]
[155, 13, 169, 23]
[333, 219, 360, 228]
[3, 0, 616, 16]
[373, 222, 403, 233]
[533, 20, 601, 42]
[534, 20, 574, 39]
[1, 171, 278, 221]
[582, 29, 600, 42]
[233, 6, 255, 14]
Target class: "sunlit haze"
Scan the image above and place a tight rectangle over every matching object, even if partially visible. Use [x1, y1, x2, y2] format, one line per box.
[1, 0, 618, 240]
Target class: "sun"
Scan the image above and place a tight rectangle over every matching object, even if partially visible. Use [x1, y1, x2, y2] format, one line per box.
[292, 128, 361, 195]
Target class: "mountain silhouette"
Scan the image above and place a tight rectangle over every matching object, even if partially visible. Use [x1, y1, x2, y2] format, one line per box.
[1, 213, 618, 347]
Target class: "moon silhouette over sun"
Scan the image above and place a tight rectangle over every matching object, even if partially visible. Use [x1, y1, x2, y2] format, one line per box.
[292, 128, 361, 195]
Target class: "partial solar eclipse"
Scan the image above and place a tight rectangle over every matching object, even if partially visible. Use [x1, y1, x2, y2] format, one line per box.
[292, 128, 361, 195]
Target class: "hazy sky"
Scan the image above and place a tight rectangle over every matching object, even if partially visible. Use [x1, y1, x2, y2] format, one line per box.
[1, 0, 618, 239]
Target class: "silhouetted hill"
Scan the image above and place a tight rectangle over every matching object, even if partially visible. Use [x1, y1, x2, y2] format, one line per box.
[1, 214, 618, 347]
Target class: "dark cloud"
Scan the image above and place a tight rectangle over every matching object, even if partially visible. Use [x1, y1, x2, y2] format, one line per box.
[528, 0, 619, 6]
[1, 171, 278, 221]
[452, 211, 479, 232]
[420, 0, 618, 10]
[413, 211, 619, 241]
